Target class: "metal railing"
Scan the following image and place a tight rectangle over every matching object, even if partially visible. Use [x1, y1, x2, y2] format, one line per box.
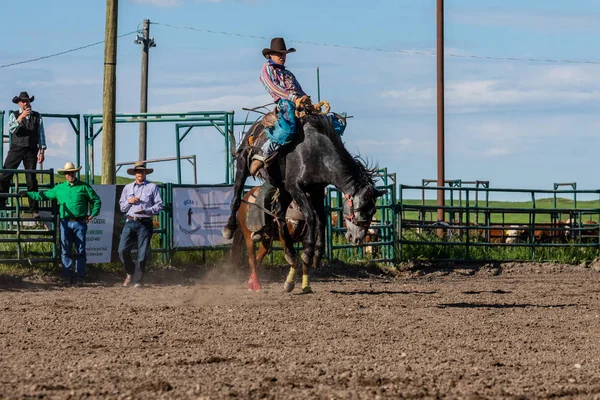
[0, 168, 58, 266]
[398, 184, 600, 261]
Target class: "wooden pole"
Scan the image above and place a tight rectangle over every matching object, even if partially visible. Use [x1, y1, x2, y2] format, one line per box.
[436, 0, 445, 224]
[102, 0, 118, 184]
[139, 19, 150, 161]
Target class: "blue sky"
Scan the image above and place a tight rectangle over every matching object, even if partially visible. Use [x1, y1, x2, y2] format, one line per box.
[1, 0, 600, 200]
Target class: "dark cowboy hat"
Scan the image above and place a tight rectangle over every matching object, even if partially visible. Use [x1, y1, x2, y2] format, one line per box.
[127, 161, 154, 176]
[262, 37, 296, 59]
[12, 91, 35, 104]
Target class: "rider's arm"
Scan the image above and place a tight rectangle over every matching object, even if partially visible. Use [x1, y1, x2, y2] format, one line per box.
[260, 62, 305, 102]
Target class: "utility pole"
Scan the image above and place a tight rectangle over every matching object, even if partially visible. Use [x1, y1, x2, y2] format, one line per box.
[135, 19, 156, 161]
[436, 0, 445, 224]
[102, 0, 118, 184]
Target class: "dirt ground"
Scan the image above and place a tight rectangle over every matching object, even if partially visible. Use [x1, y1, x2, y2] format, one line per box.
[3, 261, 600, 399]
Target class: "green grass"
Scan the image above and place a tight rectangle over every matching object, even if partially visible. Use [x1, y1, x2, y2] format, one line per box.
[400, 197, 600, 224]
[398, 229, 599, 264]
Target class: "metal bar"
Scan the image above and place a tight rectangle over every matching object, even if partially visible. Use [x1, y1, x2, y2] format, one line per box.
[84, 111, 234, 118]
[0, 110, 4, 165]
[223, 115, 229, 184]
[176, 127, 182, 184]
[115, 155, 196, 166]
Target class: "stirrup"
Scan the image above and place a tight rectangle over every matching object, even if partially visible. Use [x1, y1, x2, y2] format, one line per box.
[249, 159, 264, 176]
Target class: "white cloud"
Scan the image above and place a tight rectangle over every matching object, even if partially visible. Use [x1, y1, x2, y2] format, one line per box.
[481, 147, 510, 157]
[130, 0, 227, 6]
[380, 64, 600, 113]
[131, 0, 182, 6]
[450, 9, 599, 32]
[45, 122, 76, 157]
[154, 94, 271, 114]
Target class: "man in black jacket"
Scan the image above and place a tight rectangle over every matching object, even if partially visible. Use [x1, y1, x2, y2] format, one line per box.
[0, 92, 47, 217]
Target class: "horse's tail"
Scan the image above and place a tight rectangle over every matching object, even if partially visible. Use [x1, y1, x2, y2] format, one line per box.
[228, 124, 238, 161]
[229, 224, 246, 269]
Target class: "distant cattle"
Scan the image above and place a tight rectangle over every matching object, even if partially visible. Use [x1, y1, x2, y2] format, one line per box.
[504, 225, 528, 244]
[502, 223, 569, 244]
[563, 219, 600, 242]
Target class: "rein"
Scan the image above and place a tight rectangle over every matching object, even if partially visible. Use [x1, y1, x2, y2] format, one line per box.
[241, 198, 284, 222]
[344, 193, 355, 224]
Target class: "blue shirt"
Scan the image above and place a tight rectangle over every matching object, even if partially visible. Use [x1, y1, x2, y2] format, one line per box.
[119, 180, 163, 219]
[7, 110, 47, 149]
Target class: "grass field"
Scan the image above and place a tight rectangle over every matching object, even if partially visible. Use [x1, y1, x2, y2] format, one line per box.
[400, 197, 600, 224]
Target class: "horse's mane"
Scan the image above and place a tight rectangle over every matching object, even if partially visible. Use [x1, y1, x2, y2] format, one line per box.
[301, 114, 377, 193]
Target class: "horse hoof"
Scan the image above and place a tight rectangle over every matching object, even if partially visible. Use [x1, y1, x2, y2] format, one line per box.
[302, 286, 314, 294]
[284, 281, 295, 293]
[222, 225, 235, 239]
[252, 280, 261, 292]
[248, 274, 261, 292]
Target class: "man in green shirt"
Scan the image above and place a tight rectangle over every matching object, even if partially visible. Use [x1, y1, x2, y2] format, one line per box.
[22, 162, 101, 284]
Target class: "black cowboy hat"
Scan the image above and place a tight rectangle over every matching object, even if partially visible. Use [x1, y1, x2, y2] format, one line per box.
[12, 91, 34, 104]
[262, 37, 296, 59]
[127, 161, 154, 176]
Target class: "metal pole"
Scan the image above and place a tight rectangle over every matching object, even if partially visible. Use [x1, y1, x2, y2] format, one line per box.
[75, 116, 81, 180]
[317, 66, 321, 102]
[436, 0, 445, 224]
[193, 155, 197, 185]
[139, 19, 151, 161]
[176, 126, 182, 184]
[102, 0, 118, 184]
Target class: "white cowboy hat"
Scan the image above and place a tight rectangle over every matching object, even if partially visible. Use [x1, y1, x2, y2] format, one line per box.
[57, 162, 82, 175]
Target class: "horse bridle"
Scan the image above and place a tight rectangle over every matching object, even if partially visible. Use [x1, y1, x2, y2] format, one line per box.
[344, 192, 373, 228]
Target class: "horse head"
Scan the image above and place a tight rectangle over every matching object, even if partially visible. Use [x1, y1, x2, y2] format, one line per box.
[343, 185, 386, 245]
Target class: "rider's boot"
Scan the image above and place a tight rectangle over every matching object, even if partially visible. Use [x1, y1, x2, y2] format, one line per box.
[250, 139, 281, 176]
[249, 155, 265, 176]
[331, 112, 347, 135]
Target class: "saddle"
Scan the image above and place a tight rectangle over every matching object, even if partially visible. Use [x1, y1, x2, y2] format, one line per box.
[246, 182, 278, 232]
[245, 183, 305, 239]
[244, 97, 340, 177]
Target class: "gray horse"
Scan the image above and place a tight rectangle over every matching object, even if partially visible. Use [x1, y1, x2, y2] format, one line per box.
[224, 114, 384, 293]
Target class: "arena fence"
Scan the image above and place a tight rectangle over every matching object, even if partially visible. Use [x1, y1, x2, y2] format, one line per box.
[326, 169, 396, 264]
[398, 184, 600, 262]
[3, 174, 600, 267]
[0, 168, 59, 267]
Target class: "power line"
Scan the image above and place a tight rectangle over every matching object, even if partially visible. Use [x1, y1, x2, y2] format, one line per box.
[0, 30, 139, 69]
[152, 22, 600, 65]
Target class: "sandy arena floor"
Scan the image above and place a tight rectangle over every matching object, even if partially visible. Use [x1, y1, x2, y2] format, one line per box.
[2, 261, 600, 399]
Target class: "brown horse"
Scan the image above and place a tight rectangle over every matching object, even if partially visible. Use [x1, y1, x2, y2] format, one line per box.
[231, 186, 306, 292]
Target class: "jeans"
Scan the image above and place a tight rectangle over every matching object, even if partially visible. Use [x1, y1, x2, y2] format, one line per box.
[265, 99, 297, 145]
[0, 146, 39, 212]
[330, 114, 346, 135]
[60, 219, 88, 280]
[118, 219, 154, 281]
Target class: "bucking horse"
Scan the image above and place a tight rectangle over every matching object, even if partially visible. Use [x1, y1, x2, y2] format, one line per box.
[224, 111, 384, 293]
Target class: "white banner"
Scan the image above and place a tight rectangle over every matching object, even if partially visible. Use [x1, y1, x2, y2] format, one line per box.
[173, 186, 234, 247]
[86, 185, 117, 263]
